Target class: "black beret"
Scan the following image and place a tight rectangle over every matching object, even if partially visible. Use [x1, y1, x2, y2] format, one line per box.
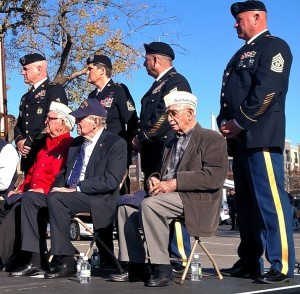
[231, 1, 267, 18]
[19, 53, 46, 66]
[144, 42, 175, 60]
[86, 55, 112, 69]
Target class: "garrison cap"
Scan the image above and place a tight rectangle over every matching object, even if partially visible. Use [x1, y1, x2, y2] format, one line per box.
[19, 53, 46, 66]
[86, 55, 112, 69]
[49, 101, 75, 130]
[144, 42, 175, 60]
[164, 91, 198, 114]
[69, 98, 107, 118]
[231, 1, 267, 18]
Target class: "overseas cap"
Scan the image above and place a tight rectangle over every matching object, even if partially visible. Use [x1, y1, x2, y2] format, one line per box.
[69, 98, 107, 118]
[231, 0, 267, 18]
[164, 91, 197, 113]
[86, 55, 112, 69]
[144, 42, 175, 60]
[49, 101, 75, 130]
[19, 53, 46, 66]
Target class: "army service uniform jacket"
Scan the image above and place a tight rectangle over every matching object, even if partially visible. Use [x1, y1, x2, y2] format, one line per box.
[88, 79, 138, 142]
[217, 31, 292, 152]
[14, 79, 68, 148]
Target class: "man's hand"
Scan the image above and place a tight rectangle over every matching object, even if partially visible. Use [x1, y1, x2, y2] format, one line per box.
[28, 188, 45, 193]
[132, 136, 141, 153]
[148, 179, 177, 196]
[220, 119, 242, 139]
[17, 139, 31, 156]
[50, 187, 76, 193]
[7, 190, 22, 197]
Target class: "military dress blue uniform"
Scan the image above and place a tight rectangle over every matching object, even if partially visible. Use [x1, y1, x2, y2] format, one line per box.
[217, 30, 295, 278]
[14, 79, 68, 174]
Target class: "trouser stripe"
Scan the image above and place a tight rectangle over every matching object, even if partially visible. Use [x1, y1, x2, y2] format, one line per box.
[175, 220, 187, 266]
[263, 148, 288, 274]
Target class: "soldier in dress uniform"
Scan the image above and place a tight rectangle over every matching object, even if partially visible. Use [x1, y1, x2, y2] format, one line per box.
[217, 0, 295, 284]
[132, 42, 192, 273]
[14, 53, 68, 175]
[86, 54, 138, 268]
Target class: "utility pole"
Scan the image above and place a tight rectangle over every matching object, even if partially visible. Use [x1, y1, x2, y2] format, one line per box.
[0, 24, 8, 140]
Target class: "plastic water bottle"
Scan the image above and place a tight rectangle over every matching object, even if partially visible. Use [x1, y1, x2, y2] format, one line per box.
[76, 252, 85, 277]
[190, 254, 202, 281]
[80, 256, 91, 284]
[90, 248, 100, 271]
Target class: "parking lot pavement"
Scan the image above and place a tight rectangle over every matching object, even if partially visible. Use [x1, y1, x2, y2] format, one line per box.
[0, 225, 300, 294]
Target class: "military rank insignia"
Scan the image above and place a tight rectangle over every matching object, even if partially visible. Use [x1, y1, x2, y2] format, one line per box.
[271, 53, 284, 73]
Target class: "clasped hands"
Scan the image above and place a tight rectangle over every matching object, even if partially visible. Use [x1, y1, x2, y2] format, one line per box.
[220, 119, 242, 139]
[147, 177, 177, 196]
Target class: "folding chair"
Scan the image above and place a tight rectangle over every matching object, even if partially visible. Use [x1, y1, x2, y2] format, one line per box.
[179, 236, 223, 284]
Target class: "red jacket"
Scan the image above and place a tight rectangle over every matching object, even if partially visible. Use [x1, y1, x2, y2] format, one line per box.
[19, 133, 73, 194]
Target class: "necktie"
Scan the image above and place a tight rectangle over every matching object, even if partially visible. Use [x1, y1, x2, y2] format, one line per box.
[68, 139, 91, 188]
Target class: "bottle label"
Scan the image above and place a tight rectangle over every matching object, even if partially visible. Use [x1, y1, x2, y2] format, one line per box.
[81, 269, 91, 277]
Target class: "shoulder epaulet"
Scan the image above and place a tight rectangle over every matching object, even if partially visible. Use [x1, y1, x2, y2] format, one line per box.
[48, 81, 58, 86]
[265, 35, 276, 39]
[169, 72, 178, 77]
[114, 82, 123, 87]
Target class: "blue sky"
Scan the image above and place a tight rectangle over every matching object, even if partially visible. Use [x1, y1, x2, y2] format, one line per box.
[6, 0, 300, 145]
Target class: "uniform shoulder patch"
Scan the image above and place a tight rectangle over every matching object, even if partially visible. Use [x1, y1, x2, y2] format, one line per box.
[127, 100, 135, 111]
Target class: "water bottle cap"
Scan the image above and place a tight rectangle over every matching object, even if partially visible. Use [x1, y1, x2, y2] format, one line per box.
[79, 252, 85, 257]
[93, 248, 98, 252]
[194, 254, 200, 258]
[83, 256, 88, 260]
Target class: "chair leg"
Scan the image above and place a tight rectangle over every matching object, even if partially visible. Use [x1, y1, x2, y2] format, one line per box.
[179, 238, 198, 285]
[198, 239, 223, 280]
[85, 237, 95, 257]
[94, 231, 124, 274]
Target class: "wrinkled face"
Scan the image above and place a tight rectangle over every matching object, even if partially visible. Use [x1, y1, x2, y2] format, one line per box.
[86, 64, 102, 84]
[234, 11, 256, 41]
[21, 63, 40, 85]
[45, 110, 64, 137]
[166, 105, 191, 133]
[75, 116, 95, 137]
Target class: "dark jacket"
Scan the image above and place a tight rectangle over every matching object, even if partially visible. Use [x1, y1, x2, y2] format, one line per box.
[217, 31, 292, 152]
[53, 129, 127, 229]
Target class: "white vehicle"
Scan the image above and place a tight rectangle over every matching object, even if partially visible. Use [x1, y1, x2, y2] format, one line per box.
[220, 179, 235, 225]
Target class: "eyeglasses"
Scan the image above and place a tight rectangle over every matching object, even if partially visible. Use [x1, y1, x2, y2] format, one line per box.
[165, 108, 186, 118]
[46, 116, 60, 121]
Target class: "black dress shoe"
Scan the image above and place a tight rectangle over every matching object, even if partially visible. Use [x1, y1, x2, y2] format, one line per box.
[8, 263, 44, 277]
[145, 271, 174, 287]
[44, 264, 75, 279]
[257, 269, 292, 284]
[221, 261, 261, 278]
[109, 271, 130, 282]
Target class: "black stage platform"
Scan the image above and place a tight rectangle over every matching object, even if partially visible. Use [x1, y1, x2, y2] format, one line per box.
[0, 269, 300, 294]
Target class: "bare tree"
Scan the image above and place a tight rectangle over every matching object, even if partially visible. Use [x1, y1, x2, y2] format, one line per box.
[0, 0, 175, 105]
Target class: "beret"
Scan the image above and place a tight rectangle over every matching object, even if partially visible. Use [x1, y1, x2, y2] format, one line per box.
[144, 42, 175, 60]
[19, 53, 46, 66]
[69, 98, 107, 118]
[231, 1, 267, 18]
[86, 55, 112, 69]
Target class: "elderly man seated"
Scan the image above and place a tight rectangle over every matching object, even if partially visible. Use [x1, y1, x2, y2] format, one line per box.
[14, 98, 126, 279]
[109, 91, 228, 287]
[6, 102, 74, 275]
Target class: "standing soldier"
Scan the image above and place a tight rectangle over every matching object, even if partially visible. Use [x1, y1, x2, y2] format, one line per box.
[14, 53, 68, 174]
[218, 0, 295, 283]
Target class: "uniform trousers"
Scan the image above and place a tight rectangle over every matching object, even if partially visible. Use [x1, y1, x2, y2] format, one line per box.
[233, 147, 295, 277]
[119, 192, 184, 265]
